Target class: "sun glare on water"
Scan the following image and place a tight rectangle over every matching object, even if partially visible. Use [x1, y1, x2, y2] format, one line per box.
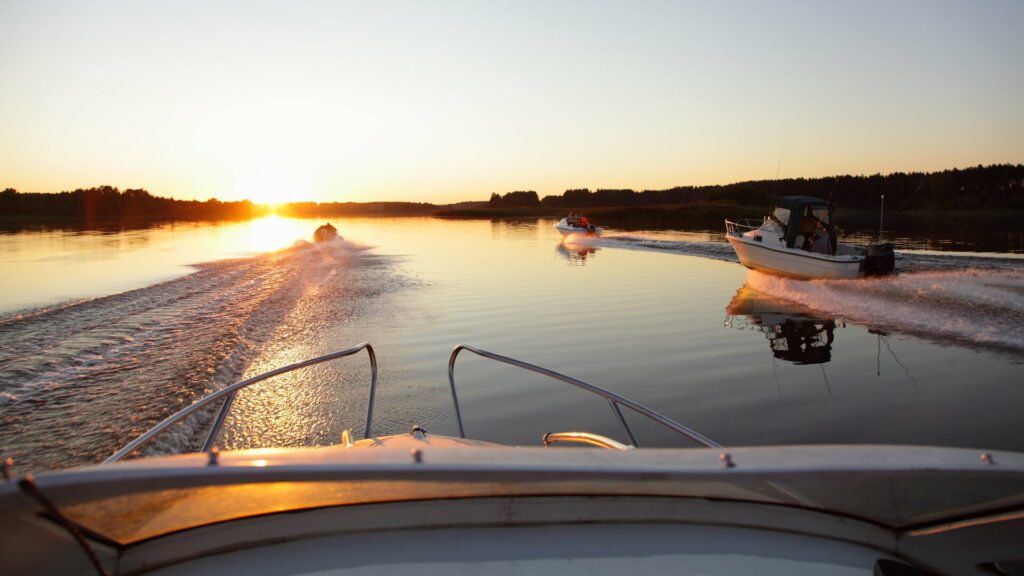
[246, 215, 310, 253]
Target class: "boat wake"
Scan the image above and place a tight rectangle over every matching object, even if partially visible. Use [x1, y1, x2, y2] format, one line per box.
[744, 269, 1024, 354]
[566, 234, 740, 262]
[0, 238, 412, 472]
[569, 233, 1024, 353]
[589, 234, 1024, 274]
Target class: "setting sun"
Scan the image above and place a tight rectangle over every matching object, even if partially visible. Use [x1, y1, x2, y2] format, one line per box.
[232, 161, 314, 206]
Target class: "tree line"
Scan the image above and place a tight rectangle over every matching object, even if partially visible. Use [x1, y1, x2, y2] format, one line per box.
[0, 186, 268, 222]
[274, 201, 438, 218]
[488, 164, 1024, 212]
[0, 187, 444, 222]
[4, 164, 1022, 224]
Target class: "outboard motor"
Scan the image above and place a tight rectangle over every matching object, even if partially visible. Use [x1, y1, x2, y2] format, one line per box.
[864, 243, 895, 276]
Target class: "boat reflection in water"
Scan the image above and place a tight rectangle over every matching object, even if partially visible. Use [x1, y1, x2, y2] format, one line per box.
[555, 241, 599, 264]
[726, 284, 838, 365]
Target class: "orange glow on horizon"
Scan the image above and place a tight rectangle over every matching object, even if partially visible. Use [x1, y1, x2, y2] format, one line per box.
[228, 153, 318, 205]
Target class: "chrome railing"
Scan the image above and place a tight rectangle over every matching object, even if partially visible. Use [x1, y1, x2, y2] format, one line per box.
[106, 343, 378, 463]
[724, 218, 766, 236]
[442, 344, 720, 449]
[108, 342, 717, 462]
[543, 431, 631, 450]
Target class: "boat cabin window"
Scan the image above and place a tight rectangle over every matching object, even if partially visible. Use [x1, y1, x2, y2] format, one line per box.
[761, 206, 790, 235]
[795, 206, 834, 252]
[798, 207, 831, 230]
[771, 206, 791, 226]
[809, 206, 831, 226]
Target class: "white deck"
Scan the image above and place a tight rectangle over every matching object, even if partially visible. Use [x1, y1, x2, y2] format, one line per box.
[1, 346, 1016, 576]
[148, 514, 896, 576]
[3, 442, 1023, 575]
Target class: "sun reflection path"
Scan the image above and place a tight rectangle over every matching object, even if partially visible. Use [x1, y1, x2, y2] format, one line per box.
[246, 215, 312, 253]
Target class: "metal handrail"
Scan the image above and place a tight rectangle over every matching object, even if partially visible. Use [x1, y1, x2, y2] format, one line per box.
[444, 344, 720, 449]
[543, 432, 631, 450]
[105, 343, 378, 463]
[725, 218, 765, 236]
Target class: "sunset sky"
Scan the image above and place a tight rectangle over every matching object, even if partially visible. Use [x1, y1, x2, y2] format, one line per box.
[2, 1, 1022, 204]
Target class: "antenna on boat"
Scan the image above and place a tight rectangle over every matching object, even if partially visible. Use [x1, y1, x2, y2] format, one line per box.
[878, 194, 885, 242]
[897, 180, 925, 211]
[826, 176, 838, 204]
[767, 147, 784, 215]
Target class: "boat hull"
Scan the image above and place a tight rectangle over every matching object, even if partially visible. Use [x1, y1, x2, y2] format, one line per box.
[554, 217, 601, 236]
[313, 223, 339, 243]
[555, 224, 602, 236]
[726, 235, 864, 280]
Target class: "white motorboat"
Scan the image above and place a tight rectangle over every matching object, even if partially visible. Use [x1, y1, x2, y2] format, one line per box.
[2, 343, 1021, 576]
[313, 222, 339, 243]
[555, 215, 602, 236]
[725, 196, 895, 279]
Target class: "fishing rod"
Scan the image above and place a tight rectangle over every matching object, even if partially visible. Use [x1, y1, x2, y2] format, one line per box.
[767, 146, 784, 213]
[826, 176, 839, 204]
[879, 193, 885, 242]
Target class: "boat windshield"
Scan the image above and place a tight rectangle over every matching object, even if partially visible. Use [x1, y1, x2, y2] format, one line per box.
[772, 206, 791, 226]
[809, 206, 831, 226]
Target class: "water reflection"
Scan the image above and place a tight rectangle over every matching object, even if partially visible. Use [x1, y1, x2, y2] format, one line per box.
[556, 241, 599, 264]
[0, 216, 317, 316]
[490, 218, 542, 239]
[725, 285, 838, 365]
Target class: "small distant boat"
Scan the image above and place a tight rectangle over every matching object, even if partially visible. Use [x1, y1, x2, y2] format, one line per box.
[555, 214, 602, 236]
[725, 196, 895, 280]
[313, 222, 338, 243]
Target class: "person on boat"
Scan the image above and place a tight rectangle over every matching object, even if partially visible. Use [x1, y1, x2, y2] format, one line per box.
[580, 216, 589, 227]
[811, 225, 831, 254]
[798, 216, 817, 251]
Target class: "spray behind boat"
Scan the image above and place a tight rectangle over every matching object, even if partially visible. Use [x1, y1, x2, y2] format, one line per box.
[864, 194, 896, 276]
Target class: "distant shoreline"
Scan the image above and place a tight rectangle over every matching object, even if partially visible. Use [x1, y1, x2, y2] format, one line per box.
[3, 203, 1023, 229]
[4, 164, 1022, 225]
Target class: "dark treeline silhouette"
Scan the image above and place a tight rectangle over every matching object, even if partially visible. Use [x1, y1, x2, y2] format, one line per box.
[275, 201, 438, 217]
[523, 164, 1024, 212]
[488, 191, 541, 208]
[5, 165, 1022, 225]
[1, 186, 451, 223]
[1, 186, 267, 222]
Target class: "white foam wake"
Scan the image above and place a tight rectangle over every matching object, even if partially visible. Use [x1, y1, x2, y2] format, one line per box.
[564, 234, 740, 262]
[745, 269, 1024, 351]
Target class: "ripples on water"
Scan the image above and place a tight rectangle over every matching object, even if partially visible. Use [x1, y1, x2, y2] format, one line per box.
[581, 233, 1024, 352]
[0, 239, 405, 471]
[3, 225, 1024, 474]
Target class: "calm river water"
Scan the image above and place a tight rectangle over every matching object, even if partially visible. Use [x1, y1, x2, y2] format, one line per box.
[1, 216, 1023, 473]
